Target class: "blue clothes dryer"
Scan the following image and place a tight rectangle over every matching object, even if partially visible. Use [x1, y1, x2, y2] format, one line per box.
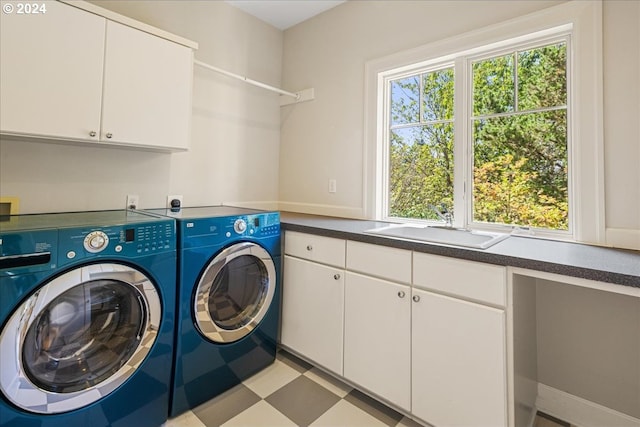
[145, 206, 281, 417]
[0, 210, 176, 427]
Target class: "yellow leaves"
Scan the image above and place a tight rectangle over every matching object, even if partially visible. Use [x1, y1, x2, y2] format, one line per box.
[473, 154, 568, 229]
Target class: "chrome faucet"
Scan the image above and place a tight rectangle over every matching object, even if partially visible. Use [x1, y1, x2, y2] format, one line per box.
[429, 204, 453, 227]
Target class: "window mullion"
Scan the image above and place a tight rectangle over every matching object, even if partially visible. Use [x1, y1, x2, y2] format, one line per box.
[419, 72, 424, 123]
[514, 51, 519, 112]
[453, 57, 467, 229]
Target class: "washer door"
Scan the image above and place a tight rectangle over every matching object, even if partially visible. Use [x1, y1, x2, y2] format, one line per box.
[194, 242, 276, 343]
[0, 263, 161, 414]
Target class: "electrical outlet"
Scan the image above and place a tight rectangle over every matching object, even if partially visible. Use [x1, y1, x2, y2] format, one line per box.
[167, 195, 183, 209]
[328, 179, 337, 193]
[126, 194, 139, 210]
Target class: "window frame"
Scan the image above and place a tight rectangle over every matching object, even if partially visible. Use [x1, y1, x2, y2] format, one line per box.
[382, 61, 456, 225]
[364, 0, 603, 244]
[465, 34, 572, 237]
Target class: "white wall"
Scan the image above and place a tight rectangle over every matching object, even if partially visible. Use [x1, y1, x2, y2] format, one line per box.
[279, 0, 640, 250]
[279, 0, 564, 218]
[536, 279, 640, 419]
[0, 0, 283, 213]
[2, 0, 637, 249]
[603, 0, 640, 249]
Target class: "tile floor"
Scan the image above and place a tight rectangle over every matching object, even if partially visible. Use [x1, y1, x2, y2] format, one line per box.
[164, 349, 571, 427]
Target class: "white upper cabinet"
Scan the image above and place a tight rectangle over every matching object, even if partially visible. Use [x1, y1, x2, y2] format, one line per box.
[0, 1, 105, 141]
[101, 20, 193, 151]
[0, 0, 195, 151]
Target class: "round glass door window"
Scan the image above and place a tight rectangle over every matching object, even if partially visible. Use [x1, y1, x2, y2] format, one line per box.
[0, 263, 160, 414]
[194, 242, 276, 343]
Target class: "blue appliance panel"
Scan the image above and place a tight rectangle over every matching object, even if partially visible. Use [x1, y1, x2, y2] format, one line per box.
[57, 220, 175, 267]
[0, 229, 58, 274]
[0, 230, 59, 331]
[0, 212, 177, 427]
[167, 209, 281, 417]
[179, 212, 280, 249]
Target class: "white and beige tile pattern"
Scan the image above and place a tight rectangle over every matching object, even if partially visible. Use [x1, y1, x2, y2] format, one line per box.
[165, 350, 571, 427]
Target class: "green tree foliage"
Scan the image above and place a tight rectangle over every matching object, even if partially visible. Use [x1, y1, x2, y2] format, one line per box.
[473, 54, 514, 115]
[389, 69, 454, 220]
[473, 43, 568, 229]
[390, 123, 454, 220]
[388, 42, 568, 230]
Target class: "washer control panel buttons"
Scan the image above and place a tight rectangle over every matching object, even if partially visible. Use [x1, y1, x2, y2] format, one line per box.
[84, 231, 109, 253]
[57, 221, 175, 266]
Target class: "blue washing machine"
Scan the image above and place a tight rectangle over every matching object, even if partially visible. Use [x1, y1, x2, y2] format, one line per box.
[145, 206, 280, 417]
[0, 210, 176, 427]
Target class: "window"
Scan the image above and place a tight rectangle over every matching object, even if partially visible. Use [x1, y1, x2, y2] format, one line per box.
[367, 2, 605, 243]
[471, 42, 569, 231]
[367, 1, 602, 243]
[383, 38, 569, 234]
[388, 67, 455, 221]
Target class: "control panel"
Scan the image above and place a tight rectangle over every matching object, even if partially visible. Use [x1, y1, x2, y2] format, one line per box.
[182, 212, 280, 249]
[58, 220, 176, 266]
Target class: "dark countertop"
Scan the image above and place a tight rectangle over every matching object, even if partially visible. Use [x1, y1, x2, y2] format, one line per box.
[280, 212, 640, 288]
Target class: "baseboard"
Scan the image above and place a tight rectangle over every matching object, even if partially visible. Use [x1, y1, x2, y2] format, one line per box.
[277, 201, 365, 219]
[536, 383, 640, 427]
[605, 227, 640, 251]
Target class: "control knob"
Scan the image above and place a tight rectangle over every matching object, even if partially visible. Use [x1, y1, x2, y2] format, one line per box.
[233, 219, 247, 234]
[84, 231, 109, 253]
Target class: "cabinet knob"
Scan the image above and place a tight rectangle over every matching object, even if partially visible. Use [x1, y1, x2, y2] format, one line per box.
[89, 131, 97, 137]
[412, 295, 420, 303]
[105, 132, 113, 139]
[333, 274, 341, 280]
[306, 245, 313, 251]
[398, 291, 406, 298]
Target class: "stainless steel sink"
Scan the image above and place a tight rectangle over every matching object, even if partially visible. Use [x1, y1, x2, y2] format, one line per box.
[364, 224, 509, 249]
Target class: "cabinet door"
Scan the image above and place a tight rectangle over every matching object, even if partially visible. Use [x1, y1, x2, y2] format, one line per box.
[0, 0, 105, 141]
[412, 288, 507, 426]
[281, 256, 344, 374]
[101, 20, 193, 150]
[344, 272, 410, 411]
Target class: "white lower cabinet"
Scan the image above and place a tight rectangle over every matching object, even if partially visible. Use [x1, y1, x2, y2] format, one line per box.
[281, 232, 509, 426]
[280, 255, 345, 375]
[343, 272, 411, 411]
[411, 288, 507, 426]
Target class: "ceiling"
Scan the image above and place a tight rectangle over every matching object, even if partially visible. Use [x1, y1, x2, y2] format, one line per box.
[225, 0, 346, 30]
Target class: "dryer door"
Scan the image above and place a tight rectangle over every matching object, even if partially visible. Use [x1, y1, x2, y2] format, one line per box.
[0, 263, 161, 414]
[194, 242, 276, 343]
